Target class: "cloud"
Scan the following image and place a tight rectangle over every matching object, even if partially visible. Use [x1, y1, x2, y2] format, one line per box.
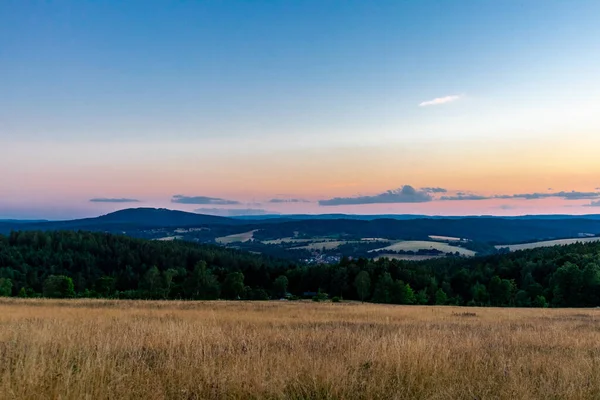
[421, 187, 447, 193]
[511, 191, 600, 200]
[268, 198, 310, 203]
[419, 95, 462, 107]
[194, 208, 276, 216]
[89, 198, 140, 203]
[585, 201, 600, 207]
[319, 185, 432, 206]
[439, 190, 600, 202]
[440, 194, 491, 201]
[171, 195, 240, 205]
[498, 204, 516, 210]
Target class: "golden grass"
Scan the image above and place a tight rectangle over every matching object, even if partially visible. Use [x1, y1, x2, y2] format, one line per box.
[370, 240, 476, 256]
[262, 238, 314, 245]
[428, 235, 464, 242]
[215, 230, 258, 244]
[1, 299, 600, 399]
[495, 237, 600, 251]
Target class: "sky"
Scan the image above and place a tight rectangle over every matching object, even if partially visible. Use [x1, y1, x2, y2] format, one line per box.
[1, 0, 600, 219]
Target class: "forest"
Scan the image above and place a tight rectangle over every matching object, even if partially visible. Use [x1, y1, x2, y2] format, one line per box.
[0, 230, 599, 307]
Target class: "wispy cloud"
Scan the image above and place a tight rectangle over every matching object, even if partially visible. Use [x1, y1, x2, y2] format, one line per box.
[171, 195, 240, 205]
[419, 95, 462, 107]
[440, 190, 600, 201]
[268, 198, 310, 203]
[585, 200, 600, 207]
[440, 194, 490, 201]
[319, 185, 432, 206]
[512, 191, 600, 200]
[421, 187, 448, 193]
[498, 204, 516, 210]
[89, 198, 140, 203]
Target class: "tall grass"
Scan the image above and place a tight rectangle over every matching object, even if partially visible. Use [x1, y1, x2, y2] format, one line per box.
[1, 298, 599, 399]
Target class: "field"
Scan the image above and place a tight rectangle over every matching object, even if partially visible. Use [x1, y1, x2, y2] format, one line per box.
[156, 236, 183, 241]
[1, 300, 600, 399]
[370, 240, 476, 256]
[293, 240, 358, 251]
[262, 238, 314, 245]
[215, 230, 257, 244]
[428, 235, 464, 242]
[496, 237, 600, 251]
[373, 254, 444, 261]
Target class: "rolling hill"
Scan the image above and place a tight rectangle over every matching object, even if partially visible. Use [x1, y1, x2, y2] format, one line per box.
[0, 208, 241, 234]
[2, 208, 600, 257]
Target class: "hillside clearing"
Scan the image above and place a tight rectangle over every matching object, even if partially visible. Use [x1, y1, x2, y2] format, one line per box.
[370, 240, 476, 256]
[262, 237, 314, 245]
[374, 254, 444, 261]
[496, 237, 600, 251]
[215, 230, 257, 244]
[428, 235, 465, 242]
[155, 236, 183, 241]
[294, 240, 357, 251]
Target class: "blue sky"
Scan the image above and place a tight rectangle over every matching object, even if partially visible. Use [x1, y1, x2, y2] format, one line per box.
[1, 1, 600, 219]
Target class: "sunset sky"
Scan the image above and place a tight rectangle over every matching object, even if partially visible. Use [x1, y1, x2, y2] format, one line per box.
[2, 1, 600, 219]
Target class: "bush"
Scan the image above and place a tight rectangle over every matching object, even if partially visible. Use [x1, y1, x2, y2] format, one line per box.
[0, 278, 13, 297]
[331, 296, 341, 303]
[43, 275, 75, 298]
[249, 288, 270, 301]
[312, 291, 329, 302]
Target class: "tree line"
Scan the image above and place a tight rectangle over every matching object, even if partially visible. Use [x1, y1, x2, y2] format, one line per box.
[0, 230, 599, 307]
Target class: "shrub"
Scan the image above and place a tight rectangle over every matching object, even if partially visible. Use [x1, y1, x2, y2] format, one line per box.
[43, 275, 75, 298]
[312, 291, 329, 302]
[332, 296, 341, 303]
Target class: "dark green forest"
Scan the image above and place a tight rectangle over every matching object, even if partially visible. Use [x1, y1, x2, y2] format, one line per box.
[0, 230, 598, 307]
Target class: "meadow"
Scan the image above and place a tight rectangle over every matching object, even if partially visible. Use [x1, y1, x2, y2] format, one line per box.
[495, 237, 600, 251]
[215, 230, 258, 244]
[1, 299, 599, 400]
[369, 240, 476, 256]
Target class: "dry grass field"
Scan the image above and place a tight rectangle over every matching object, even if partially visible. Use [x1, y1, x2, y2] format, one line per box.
[495, 237, 600, 251]
[1, 299, 600, 400]
[370, 240, 476, 256]
[428, 235, 464, 242]
[373, 254, 444, 261]
[215, 230, 258, 244]
[262, 238, 314, 245]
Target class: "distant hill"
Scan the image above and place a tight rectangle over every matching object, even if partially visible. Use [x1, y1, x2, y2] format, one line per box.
[0, 208, 240, 234]
[86, 208, 238, 226]
[0, 219, 49, 223]
[233, 213, 600, 221]
[2, 208, 600, 246]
